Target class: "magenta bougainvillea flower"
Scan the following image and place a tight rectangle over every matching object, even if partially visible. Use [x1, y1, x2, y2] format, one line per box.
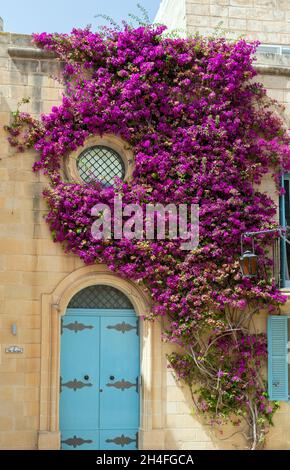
[6, 25, 290, 447]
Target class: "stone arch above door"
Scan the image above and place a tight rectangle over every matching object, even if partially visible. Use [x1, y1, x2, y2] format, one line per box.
[37, 264, 164, 450]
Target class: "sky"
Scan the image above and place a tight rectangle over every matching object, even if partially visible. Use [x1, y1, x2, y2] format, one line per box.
[0, 0, 161, 35]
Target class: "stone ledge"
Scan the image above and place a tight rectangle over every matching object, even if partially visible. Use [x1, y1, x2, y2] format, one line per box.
[255, 65, 290, 77]
[254, 52, 290, 76]
[8, 47, 57, 60]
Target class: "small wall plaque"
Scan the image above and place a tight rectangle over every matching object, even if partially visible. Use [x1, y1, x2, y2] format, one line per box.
[5, 346, 23, 354]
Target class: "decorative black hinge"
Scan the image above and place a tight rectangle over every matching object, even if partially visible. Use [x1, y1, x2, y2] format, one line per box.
[107, 321, 138, 334]
[60, 377, 93, 393]
[105, 432, 138, 448]
[106, 376, 140, 393]
[61, 319, 93, 334]
[61, 435, 93, 448]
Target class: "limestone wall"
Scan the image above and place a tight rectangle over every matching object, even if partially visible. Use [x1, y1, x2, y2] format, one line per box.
[0, 32, 81, 449]
[185, 0, 290, 44]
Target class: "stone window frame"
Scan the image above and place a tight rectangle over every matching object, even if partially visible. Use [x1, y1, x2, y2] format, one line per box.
[64, 134, 134, 185]
[37, 264, 164, 450]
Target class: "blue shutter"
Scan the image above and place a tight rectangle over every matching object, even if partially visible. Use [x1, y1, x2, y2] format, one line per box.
[280, 175, 286, 287]
[268, 316, 288, 401]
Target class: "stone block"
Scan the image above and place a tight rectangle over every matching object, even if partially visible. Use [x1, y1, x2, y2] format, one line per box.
[166, 427, 210, 442]
[229, 18, 247, 28]
[0, 58, 9, 69]
[0, 33, 10, 44]
[0, 417, 13, 431]
[0, 386, 14, 401]
[14, 415, 38, 431]
[1, 431, 37, 449]
[23, 401, 39, 417]
[278, 0, 290, 9]
[187, 4, 211, 15]
[258, 74, 288, 89]
[229, 7, 247, 19]
[210, 5, 229, 16]
[41, 87, 61, 101]
[17, 329, 40, 344]
[0, 271, 22, 285]
[20, 271, 65, 287]
[5, 255, 38, 271]
[38, 431, 60, 450]
[247, 19, 261, 30]
[22, 344, 41, 358]
[0, 356, 17, 372]
[166, 402, 178, 414]
[166, 413, 200, 429]
[10, 34, 33, 47]
[255, 0, 277, 6]
[3, 300, 39, 316]
[0, 70, 28, 85]
[10, 58, 40, 74]
[266, 89, 284, 102]
[25, 373, 40, 387]
[187, 15, 211, 27]
[211, 17, 229, 27]
[230, 0, 253, 4]
[15, 386, 39, 401]
[40, 60, 62, 75]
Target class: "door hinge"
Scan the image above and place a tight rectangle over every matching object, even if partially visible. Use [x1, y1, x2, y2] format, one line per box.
[137, 375, 142, 394]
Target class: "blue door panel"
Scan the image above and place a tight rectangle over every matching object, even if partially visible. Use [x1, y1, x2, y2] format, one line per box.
[61, 430, 99, 450]
[100, 429, 138, 450]
[60, 309, 140, 450]
[60, 316, 100, 430]
[100, 316, 140, 429]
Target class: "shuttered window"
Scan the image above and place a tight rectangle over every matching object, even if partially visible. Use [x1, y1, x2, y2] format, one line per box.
[268, 316, 289, 401]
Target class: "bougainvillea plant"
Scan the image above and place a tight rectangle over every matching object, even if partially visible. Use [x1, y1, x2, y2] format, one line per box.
[5, 22, 290, 449]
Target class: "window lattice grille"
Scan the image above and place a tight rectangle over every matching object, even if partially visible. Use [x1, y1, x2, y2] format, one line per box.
[68, 285, 133, 309]
[77, 145, 125, 186]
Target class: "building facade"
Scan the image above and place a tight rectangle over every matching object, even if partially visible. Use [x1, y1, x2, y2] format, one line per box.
[0, 0, 290, 450]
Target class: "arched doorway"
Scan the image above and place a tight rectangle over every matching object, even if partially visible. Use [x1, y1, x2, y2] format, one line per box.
[59, 285, 140, 450]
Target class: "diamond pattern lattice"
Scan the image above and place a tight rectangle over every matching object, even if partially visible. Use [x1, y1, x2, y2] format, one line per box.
[68, 285, 133, 309]
[77, 145, 125, 186]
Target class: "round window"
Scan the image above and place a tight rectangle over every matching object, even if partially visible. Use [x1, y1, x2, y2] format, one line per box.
[77, 145, 125, 186]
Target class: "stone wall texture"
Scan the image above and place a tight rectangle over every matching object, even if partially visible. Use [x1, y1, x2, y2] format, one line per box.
[185, 0, 290, 44]
[0, 32, 71, 450]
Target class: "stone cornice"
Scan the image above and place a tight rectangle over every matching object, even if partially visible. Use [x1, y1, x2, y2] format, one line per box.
[8, 46, 56, 60]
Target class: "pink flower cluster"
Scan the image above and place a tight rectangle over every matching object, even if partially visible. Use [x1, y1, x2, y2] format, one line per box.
[6, 25, 290, 429]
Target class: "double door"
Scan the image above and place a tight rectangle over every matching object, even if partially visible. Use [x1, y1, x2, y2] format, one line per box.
[60, 309, 140, 450]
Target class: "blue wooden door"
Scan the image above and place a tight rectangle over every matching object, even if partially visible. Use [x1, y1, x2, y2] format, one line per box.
[60, 309, 140, 450]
